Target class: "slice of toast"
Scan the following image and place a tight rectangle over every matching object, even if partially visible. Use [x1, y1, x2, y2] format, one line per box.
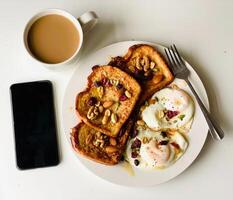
[71, 121, 133, 165]
[109, 44, 174, 104]
[76, 65, 141, 137]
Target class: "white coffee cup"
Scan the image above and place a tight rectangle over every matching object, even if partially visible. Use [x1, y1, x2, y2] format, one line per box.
[23, 9, 98, 67]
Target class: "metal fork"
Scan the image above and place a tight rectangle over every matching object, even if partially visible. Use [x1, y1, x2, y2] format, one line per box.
[164, 45, 224, 140]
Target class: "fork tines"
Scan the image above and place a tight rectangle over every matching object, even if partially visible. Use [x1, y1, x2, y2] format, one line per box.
[164, 44, 189, 77]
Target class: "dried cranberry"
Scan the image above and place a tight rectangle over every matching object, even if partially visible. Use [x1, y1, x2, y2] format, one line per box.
[131, 138, 141, 149]
[166, 110, 179, 119]
[161, 131, 167, 138]
[87, 97, 97, 106]
[116, 83, 123, 89]
[131, 129, 138, 138]
[134, 159, 140, 166]
[119, 94, 128, 101]
[94, 81, 102, 87]
[159, 140, 169, 145]
[131, 151, 138, 158]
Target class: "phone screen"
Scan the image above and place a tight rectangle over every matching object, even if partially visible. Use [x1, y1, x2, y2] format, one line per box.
[10, 81, 59, 170]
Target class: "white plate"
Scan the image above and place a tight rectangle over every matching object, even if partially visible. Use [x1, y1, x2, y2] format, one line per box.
[62, 41, 209, 187]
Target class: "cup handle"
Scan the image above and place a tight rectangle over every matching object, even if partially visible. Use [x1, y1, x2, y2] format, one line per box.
[77, 11, 98, 34]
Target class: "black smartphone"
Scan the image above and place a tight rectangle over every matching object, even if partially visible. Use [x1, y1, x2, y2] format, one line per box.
[10, 80, 59, 170]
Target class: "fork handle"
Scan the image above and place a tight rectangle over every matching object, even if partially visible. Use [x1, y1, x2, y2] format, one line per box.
[185, 79, 224, 140]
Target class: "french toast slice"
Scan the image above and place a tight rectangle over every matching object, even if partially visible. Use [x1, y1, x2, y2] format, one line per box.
[109, 44, 174, 104]
[71, 121, 133, 165]
[76, 65, 141, 137]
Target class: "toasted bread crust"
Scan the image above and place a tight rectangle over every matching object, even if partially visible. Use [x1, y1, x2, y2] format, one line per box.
[76, 65, 141, 137]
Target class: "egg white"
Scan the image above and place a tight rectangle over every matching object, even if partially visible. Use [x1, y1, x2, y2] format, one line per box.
[142, 87, 195, 130]
[126, 128, 188, 170]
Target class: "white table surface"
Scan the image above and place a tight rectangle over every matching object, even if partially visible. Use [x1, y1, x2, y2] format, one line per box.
[1, 0, 233, 199]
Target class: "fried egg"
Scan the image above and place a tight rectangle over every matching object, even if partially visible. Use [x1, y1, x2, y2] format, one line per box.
[142, 87, 194, 130]
[126, 128, 188, 169]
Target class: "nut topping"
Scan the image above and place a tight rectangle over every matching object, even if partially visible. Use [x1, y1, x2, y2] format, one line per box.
[95, 101, 100, 107]
[98, 105, 104, 113]
[96, 138, 103, 143]
[105, 146, 118, 153]
[105, 109, 111, 116]
[87, 112, 95, 120]
[93, 107, 99, 115]
[150, 61, 156, 69]
[143, 56, 150, 71]
[109, 79, 114, 85]
[97, 86, 104, 98]
[148, 98, 157, 105]
[96, 132, 101, 137]
[157, 110, 164, 119]
[136, 56, 142, 70]
[103, 100, 114, 108]
[110, 79, 119, 86]
[109, 138, 117, 146]
[102, 109, 111, 124]
[102, 115, 109, 125]
[114, 80, 119, 86]
[111, 113, 118, 124]
[100, 142, 105, 148]
[85, 134, 92, 144]
[142, 137, 149, 144]
[93, 132, 106, 148]
[114, 102, 120, 112]
[152, 67, 158, 72]
[87, 106, 95, 119]
[140, 58, 145, 66]
[136, 120, 145, 126]
[124, 90, 132, 98]
[87, 104, 100, 120]
[93, 140, 100, 147]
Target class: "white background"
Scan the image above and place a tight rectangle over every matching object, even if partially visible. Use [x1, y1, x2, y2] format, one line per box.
[0, 0, 233, 199]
